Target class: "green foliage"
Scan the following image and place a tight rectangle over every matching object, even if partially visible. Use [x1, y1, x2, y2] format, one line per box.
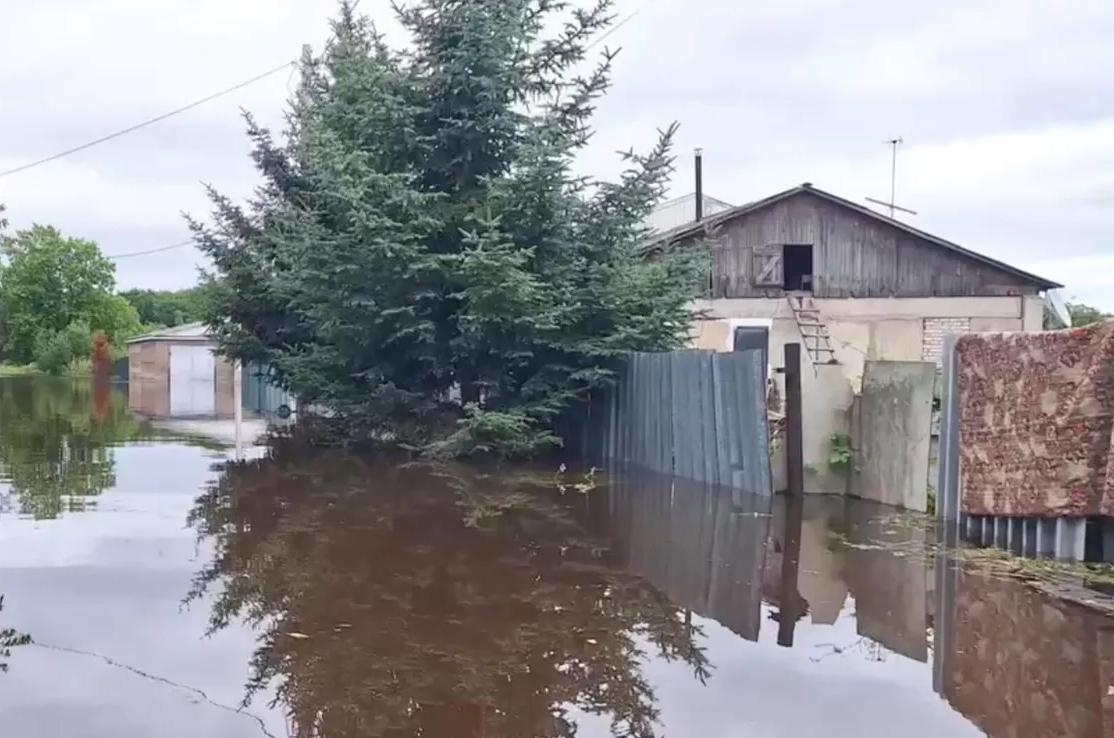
[1068, 302, 1111, 327]
[83, 293, 141, 347]
[827, 433, 853, 472]
[118, 286, 210, 328]
[33, 321, 91, 375]
[193, 1, 704, 457]
[0, 225, 135, 363]
[427, 405, 561, 459]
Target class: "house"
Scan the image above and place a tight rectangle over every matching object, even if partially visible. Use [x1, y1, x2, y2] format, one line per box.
[649, 183, 1062, 493]
[126, 323, 238, 418]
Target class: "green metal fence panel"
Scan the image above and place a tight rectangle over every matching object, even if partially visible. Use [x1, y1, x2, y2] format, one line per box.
[578, 349, 772, 496]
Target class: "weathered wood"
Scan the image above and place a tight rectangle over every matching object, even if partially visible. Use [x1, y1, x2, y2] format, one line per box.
[694, 190, 1037, 299]
[784, 344, 804, 499]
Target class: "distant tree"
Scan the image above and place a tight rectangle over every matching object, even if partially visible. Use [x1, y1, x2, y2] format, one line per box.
[33, 321, 92, 375]
[193, 1, 704, 458]
[119, 287, 210, 328]
[1067, 302, 1111, 327]
[0, 225, 137, 363]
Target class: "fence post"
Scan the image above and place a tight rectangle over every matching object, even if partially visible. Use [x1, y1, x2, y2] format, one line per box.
[937, 335, 961, 545]
[784, 343, 804, 498]
[233, 360, 243, 461]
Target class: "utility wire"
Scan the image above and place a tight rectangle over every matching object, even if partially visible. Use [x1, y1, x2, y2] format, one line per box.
[105, 239, 195, 260]
[587, 1, 652, 51]
[0, 61, 296, 179]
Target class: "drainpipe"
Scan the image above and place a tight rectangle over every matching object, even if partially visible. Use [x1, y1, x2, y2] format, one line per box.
[694, 148, 704, 222]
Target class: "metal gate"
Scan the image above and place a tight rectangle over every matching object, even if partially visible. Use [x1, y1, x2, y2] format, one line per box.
[169, 345, 216, 416]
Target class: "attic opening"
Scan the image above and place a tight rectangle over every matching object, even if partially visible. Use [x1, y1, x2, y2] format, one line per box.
[783, 244, 813, 292]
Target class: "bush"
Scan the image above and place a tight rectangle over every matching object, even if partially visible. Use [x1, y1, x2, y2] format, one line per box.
[33, 322, 91, 375]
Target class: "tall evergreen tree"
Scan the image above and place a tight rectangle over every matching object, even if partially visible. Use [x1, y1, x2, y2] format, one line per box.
[194, 0, 703, 456]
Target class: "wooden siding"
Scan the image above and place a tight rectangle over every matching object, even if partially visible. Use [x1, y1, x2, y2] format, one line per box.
[701, 192, 1036, 299]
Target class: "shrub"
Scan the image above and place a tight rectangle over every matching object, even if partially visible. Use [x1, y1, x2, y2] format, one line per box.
[33, 322, 91, 375]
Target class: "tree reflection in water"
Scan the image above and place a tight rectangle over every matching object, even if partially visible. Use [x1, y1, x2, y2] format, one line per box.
[187, 444, 711, 738]
[0, 378, 138, 519]
[0, 595, 31, 674]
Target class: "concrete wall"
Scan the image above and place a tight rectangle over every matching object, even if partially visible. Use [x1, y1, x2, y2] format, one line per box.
[690, 295, 1034, 495]
[854, 361, 937, 511]
[215, 359, 236, 417]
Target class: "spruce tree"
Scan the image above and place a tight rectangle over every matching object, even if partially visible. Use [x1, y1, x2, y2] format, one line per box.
[194, 0, 704, 457]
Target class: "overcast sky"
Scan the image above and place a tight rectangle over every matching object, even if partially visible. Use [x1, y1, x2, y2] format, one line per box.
[2, 0, 1112, 308]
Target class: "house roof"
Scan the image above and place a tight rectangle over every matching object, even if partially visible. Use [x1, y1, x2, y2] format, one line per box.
[648, 183, 1063, 290]
[643, 192, 735, 234]
[126, 322, 213, 345]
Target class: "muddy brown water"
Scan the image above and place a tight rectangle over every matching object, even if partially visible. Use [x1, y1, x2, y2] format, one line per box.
[0, 377, 1112, 737]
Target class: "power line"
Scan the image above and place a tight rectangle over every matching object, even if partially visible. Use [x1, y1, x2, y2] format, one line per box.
[586, 1, 652, 51]
[105, 239, 194, 260]
[0, 61, 296, 179]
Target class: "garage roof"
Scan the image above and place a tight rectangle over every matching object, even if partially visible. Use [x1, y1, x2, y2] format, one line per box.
[126, 322, 213, 345]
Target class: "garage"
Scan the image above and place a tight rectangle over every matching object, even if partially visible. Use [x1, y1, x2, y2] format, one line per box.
[169, 344, 216, 416]
[126, 323, 236, 418]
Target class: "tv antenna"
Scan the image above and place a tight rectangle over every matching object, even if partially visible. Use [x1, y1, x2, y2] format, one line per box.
[866, 137, 917, 218]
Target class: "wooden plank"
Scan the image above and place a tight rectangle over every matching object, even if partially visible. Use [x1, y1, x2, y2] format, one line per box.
[785, 344, 804, 498]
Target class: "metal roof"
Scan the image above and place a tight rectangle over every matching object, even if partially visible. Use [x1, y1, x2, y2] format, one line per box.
[648, 183, 1063, 291]
[126, 322, 213, 344]
[643, 193, 734, 234]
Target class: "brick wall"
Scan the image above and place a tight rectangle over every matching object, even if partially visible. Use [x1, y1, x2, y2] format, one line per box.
[922, 317, 971, 365]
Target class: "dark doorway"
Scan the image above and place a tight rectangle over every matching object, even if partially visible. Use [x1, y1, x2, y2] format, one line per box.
[733, 326, 769, 379]
[783, 244, 813, 292]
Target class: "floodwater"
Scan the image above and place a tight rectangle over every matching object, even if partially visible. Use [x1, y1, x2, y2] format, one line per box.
[1, 378, 1112, 737]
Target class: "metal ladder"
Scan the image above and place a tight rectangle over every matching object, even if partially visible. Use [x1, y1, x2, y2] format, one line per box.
[787, 293, 838, 365]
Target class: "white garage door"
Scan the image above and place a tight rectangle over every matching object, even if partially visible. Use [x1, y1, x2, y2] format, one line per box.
[169, 345, 216, 416]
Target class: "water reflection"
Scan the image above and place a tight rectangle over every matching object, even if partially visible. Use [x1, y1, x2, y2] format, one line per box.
[0, 378, 142, 519]
[0, 378, 236, 520]
[584, 467, 770, 642]
[186, 444, 1114, 737]
[0, 595, 31, 674]
[3, 376, 1112, 738]
[188, 449, 711, 737]
[935, 553, 1114, 737]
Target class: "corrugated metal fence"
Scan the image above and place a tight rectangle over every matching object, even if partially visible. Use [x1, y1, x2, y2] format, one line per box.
[576, 350, 772, 496]
[242, 363, 296, 416]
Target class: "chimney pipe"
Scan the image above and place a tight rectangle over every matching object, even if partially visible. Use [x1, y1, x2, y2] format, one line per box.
[694, 148, 704, 222]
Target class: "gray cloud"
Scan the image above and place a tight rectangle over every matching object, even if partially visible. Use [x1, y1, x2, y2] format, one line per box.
[1, 0, 1112, 305]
